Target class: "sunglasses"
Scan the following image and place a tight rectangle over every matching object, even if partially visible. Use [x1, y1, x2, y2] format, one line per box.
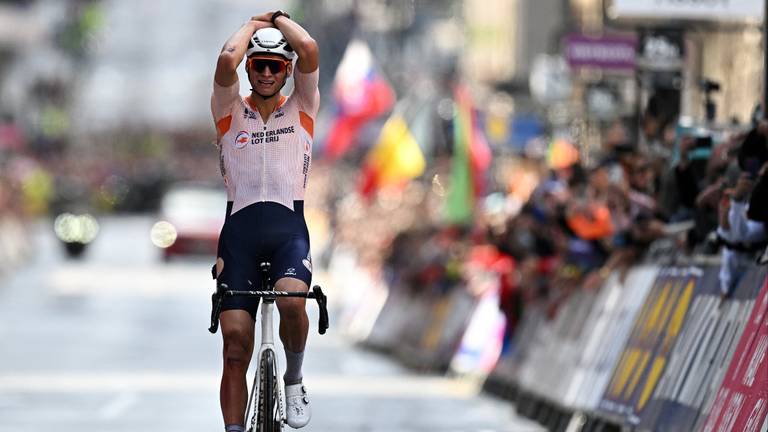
[247, 58, 289, 74]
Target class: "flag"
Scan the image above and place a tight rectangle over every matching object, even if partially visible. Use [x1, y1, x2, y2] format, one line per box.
[444, 85, 492, 224]
[324, 39, 395, 160]
[358, 112, 426, 199]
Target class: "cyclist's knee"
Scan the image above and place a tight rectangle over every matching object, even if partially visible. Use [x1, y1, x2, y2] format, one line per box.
[275, 283, 307, 317]
[277, 297, 306, 319]
[222, 327, 252, 369]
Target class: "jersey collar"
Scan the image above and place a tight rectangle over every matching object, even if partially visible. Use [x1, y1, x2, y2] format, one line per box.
[244, 95, 287, 114]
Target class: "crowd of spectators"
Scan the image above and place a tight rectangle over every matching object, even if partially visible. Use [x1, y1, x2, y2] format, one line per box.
[499, 118, 768, 319]
[325, 112, 768, 350]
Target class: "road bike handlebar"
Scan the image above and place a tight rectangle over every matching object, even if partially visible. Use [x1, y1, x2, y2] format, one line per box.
[208, 283, 329, 335]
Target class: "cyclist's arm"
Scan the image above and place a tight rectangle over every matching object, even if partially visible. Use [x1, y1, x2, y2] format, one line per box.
[263, 13, 319, 114]
[270, 14, 318, 74]
[212, 18, 273, 137]
[215, 19, 270, 87]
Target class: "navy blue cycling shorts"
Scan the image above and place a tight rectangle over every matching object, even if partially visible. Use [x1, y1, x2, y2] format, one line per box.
[216, 201, 312, 319]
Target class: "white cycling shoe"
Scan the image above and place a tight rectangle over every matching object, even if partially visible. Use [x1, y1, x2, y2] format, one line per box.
[285, 383, 311, 429]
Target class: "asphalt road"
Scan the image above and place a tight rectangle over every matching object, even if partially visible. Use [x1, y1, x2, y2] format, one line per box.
[0, 216, 542, 432]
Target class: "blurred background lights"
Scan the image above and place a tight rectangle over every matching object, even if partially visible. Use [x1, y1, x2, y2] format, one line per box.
[150, 221, 177, 248]
[53, 213, 99, 244]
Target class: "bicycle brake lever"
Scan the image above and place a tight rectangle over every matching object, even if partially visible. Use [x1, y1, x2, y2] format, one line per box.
[208, 293, 223, 334]
[312, 286, 329, 335]
[208, 283, 227, 334]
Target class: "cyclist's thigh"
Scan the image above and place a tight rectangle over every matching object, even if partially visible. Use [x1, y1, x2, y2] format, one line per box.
[217, 214, 261, 319]
[270, 235, 312, 289]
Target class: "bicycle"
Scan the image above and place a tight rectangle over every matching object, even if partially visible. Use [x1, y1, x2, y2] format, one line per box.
[208, 262, 329, 432]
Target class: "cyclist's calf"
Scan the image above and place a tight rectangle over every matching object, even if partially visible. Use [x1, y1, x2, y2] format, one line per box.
[274, 278, 309, 353]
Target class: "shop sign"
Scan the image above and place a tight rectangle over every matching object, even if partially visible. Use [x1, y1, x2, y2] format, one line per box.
[564, 34, 637, 72]
[611, 0, 763, 22]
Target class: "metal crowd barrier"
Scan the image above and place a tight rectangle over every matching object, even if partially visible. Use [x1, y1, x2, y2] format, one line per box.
[332, 249, 768, 432]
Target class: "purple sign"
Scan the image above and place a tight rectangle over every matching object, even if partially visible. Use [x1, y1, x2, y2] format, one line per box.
[564, 34, 637, 72]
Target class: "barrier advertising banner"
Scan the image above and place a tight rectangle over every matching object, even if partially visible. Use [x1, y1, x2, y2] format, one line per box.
[484, 303, 549, 391]
[399, 288, 478, 372]
[450, 289, 506, 375]
[566, 266, 659, 410]
[515, 289, 601, 404]
[640, 267, 767, 431]
[702, 276, 768, 432]
[598, 266, 704, 424]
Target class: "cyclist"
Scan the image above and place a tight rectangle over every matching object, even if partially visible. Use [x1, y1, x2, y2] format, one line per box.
[211, 10, 319, 432]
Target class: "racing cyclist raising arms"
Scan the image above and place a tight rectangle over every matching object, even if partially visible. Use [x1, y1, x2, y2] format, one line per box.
[211, 10, 319, 432]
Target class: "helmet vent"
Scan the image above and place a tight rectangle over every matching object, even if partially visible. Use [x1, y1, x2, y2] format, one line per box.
[246, 28, 296, 60]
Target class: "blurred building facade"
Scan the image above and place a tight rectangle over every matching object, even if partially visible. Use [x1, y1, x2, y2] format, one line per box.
[575, 0, 764, 126]
[1, 1, 765, 146]
[462, 0, 565, 87]
[1, 0, 766, 217]
[71, 0, 284, 135]
[0, 0, 104, 154]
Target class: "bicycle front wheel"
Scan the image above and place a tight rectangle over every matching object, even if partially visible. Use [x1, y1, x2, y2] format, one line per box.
[257, 349, 282, 432]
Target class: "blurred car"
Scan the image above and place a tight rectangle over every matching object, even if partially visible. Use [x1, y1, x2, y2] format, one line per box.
[152, 183, 227, 261]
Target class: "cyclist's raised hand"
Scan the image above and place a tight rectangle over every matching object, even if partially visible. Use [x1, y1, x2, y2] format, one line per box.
[251, 12, 275, 23]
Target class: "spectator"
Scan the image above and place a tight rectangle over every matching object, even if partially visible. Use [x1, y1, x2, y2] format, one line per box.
[738, 120, 768, 177]
[747, 161, 768, 265]
[747, 162, 768, 225]
[717, 172, 767, 299]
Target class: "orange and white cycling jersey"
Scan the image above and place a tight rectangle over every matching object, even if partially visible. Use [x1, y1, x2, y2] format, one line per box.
[211, 68, 320, 215]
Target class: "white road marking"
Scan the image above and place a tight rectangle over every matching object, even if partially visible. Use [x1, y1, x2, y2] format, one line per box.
[0, 371, 480, 398]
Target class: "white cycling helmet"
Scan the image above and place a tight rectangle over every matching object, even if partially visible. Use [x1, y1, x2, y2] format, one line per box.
[246, 28, 295, 60]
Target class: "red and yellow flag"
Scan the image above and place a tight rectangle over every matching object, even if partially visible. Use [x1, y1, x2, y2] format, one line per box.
[358, 113, 426, 198]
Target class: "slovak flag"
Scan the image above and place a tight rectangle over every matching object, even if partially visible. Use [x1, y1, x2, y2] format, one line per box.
[323, 39, 395, 160]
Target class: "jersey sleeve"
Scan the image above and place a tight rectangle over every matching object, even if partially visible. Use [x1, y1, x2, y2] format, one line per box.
[292, 68, 320, 117]
[211, 79, 240, 137]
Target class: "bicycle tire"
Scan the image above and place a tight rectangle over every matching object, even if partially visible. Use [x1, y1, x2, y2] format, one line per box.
[257, 349, 281, 432]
